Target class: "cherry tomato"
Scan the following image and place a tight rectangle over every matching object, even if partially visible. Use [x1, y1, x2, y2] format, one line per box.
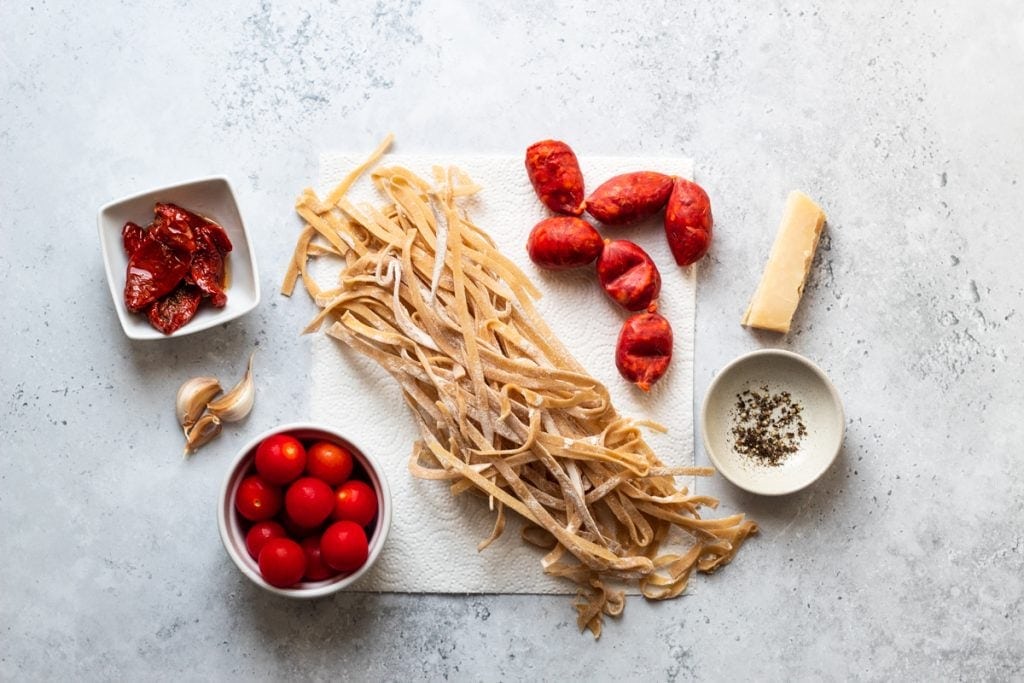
[235, 475, 282, 522]
[257, 538, 307, 588]
[245, 520, 286, 560]
[254, 434, 307, 485]
[280, 508, 327, 539]
[320, 521, 369, 572]
[284, 477, 335, 528]
[300, 537, 336, 581]
[306, 441, 355, 486]
[331, 480, 378, 527]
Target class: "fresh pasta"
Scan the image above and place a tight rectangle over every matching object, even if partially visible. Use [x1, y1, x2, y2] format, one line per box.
[284, 137, 757, 637]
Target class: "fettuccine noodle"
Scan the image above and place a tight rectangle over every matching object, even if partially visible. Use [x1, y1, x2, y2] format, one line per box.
[285, 138, 757, 637]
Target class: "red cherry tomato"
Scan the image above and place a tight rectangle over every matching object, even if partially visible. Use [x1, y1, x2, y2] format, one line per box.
[284, 477, 335, 528]
[300, 537, 336, 581]
[279, 510, 325, 539]
[245, 520, 286, 560]
[255, 434, 307, 485]
[331, 480, 378, 527]
[235, 475, 282, 522]
[306, 441, 355, 486]
[257, 538, 307, 588]
[320, 521, 369, 572]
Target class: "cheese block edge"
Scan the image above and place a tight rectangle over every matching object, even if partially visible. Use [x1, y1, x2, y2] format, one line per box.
[741, 191, 827, 334]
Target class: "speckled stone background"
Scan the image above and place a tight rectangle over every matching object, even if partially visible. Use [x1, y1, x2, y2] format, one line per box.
[1, 1, 1022, 680]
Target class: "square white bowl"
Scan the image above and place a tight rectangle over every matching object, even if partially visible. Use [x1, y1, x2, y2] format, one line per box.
[97, 176, 260, 340]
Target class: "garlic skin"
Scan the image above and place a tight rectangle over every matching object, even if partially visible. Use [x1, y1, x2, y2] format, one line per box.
[206, 353, 255, 423]
[176, 377, 222, 431]
[183, 414, 222, 456]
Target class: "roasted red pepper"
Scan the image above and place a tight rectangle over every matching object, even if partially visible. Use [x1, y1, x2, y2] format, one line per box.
[147, 284, 203, 335]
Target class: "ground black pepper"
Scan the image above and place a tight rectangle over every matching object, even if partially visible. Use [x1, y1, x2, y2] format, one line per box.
[730, 384, 807, 466]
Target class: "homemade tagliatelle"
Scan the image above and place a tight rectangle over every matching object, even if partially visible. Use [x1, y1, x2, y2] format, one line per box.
[283, 137, 757, 637]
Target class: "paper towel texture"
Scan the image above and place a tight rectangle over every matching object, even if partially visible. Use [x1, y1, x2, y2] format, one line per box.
[310, 153, 696, 593]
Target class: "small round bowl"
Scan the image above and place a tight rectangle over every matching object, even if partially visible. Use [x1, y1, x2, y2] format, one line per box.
[218, 423, 392, 598]
[701, 349, 845, 496]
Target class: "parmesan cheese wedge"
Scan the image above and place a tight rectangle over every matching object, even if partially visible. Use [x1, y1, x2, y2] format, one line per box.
[741, 191, 827, 334]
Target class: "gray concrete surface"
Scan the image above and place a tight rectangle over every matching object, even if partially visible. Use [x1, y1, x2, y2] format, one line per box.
[1, 1, 1021, 679]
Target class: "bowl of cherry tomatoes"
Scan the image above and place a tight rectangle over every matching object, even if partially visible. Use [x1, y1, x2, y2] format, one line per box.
[218, 423, 392, 597]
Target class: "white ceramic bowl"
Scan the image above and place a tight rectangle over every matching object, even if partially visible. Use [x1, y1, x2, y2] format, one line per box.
[218, 423, 393, 598]
[97, 176, 260, 340]
[701, 349, 845, 496]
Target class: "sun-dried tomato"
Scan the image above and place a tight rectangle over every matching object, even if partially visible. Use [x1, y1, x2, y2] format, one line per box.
[147, 283, 203, 335]
[124, 232, 193, 312]
[149, 208, 196, 254]
[121, 202, 231, 332]
[197, 220, 232, 253]
[122, 222, 147, 256]
[190, 224, 227, 307]
[154, 203, 231, 251]
[155, 202, 205, 230]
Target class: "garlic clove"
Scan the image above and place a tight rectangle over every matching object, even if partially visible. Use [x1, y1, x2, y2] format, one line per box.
[183, 414, 222, 457]
[206, 353, 255, 423]
[176, 377, 223, 431]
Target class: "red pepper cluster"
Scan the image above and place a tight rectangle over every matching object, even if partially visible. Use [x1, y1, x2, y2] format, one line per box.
[524, 140, 714, 391]
[122, 203, 233, 334]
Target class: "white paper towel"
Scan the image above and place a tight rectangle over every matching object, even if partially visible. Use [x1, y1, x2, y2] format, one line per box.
[310, 153, 696, 593]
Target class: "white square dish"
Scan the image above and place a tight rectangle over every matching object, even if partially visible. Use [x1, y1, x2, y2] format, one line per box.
[97, 176, 260, 340]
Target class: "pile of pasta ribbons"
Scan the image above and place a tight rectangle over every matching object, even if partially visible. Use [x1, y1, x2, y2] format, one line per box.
[283, 137, 757, 637]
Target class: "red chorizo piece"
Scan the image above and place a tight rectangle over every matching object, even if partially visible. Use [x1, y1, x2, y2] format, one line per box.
[585, 172, 673, 226]
[525, 140, 586, 216]
[664, 177, 713, 265]
[596, 239, 661, 311]
[526, 217, 604, 270]
[615, 311, 673, 391]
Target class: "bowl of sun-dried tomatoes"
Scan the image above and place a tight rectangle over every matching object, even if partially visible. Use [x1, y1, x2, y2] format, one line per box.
[97, 176, 260, 339]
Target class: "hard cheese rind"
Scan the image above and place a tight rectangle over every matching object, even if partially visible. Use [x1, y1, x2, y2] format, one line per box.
[741, 191, 827, 334]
